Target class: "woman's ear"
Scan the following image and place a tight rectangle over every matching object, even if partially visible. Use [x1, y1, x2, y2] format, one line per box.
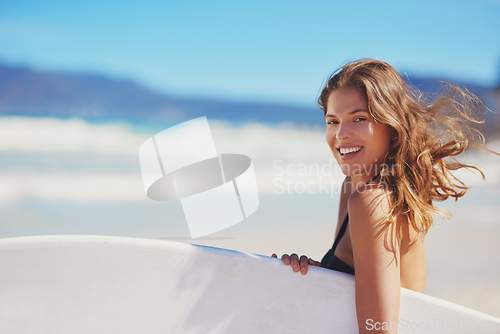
[392, 130, 398, 142]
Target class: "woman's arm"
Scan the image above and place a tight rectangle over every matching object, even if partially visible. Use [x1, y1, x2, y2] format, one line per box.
[348, 188, 401, 334]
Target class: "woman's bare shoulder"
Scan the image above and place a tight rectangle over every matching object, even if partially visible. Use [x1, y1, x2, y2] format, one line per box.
[348, 186, 414, 248]
[347, 185, 391, 219]
[348, 186, 402, 258]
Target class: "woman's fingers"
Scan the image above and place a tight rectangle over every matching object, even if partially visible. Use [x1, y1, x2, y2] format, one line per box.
[289, 253, 300, 272]
[276, 253, 317, 274]
[308, 258, 321, 267]
[289, 254, 309, 275]
[281, 254, 291, 265]
[299, 255, 309, 274]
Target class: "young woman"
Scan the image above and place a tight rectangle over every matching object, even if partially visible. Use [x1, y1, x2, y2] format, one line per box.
[272, 59, 495, 333]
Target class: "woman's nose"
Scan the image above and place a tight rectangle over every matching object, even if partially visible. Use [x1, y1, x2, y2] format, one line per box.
[336, 123, 352, 140]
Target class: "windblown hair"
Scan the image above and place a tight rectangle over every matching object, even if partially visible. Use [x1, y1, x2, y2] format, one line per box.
[318, 58, 493, 235]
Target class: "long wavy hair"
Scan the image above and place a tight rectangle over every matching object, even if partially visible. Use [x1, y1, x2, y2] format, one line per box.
[318, 58, 494, 235]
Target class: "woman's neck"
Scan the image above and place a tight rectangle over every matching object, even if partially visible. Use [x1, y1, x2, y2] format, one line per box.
[350, 172, 380, 190]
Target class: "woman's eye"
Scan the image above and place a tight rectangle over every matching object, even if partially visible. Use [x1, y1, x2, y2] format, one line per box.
[354, 117, 366, 122]
[327, 120, 339, 125]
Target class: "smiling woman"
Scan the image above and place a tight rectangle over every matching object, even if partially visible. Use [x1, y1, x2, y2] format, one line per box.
[272, 58, 499, 333]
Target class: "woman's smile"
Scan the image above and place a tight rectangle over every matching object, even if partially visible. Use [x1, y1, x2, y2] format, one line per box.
[337, 145, 364, 159]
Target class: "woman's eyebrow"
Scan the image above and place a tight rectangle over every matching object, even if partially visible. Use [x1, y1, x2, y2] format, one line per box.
[325, 109, 369, 117]
[348, 109, 369, 114]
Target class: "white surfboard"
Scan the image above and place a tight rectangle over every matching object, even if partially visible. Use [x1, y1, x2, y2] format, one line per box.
[0, 235, 498, 334]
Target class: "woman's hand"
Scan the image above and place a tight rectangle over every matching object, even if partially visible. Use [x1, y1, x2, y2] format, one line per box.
[271, 253, 321, 275]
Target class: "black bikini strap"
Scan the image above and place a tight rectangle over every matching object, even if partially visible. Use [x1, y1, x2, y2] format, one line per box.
[332, 213, 349, 252]
[367, 172, 381, 184]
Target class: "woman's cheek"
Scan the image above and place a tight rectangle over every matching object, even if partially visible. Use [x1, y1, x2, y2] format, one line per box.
[325, 131, 336, 151]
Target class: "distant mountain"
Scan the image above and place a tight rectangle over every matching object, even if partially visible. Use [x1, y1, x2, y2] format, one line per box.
[0, 64, 498, 136]
[0, 64, 321, 126]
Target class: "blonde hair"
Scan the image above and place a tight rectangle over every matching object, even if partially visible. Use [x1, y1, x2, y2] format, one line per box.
[318, 58, 494, 235]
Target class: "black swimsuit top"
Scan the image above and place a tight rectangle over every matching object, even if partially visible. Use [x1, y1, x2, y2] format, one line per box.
[320, 213, 355, 275]
[320, 173, 381, 276]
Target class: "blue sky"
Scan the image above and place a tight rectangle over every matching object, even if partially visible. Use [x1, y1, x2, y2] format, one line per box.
[0, 0, 499, 106]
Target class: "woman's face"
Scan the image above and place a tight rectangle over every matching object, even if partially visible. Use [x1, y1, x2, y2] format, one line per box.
[325, 87, 392, 180]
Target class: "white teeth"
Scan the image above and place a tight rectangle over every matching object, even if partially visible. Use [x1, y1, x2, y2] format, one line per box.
[339, 146, 362, 155]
